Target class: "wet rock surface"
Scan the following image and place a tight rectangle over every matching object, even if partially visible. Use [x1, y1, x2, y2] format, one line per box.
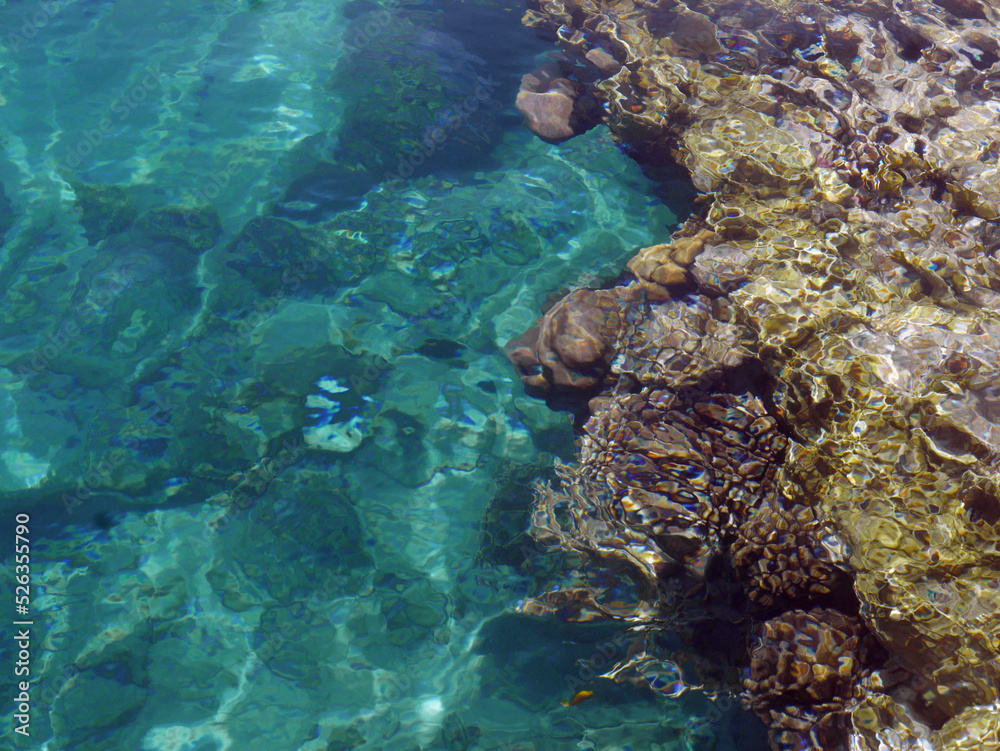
[505, 287, 632, 395]
[516, 59, 604, 142]
[510, 0, 1000, 746]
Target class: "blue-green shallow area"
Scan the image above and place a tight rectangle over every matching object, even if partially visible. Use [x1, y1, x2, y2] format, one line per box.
[0, 0, 768, 748]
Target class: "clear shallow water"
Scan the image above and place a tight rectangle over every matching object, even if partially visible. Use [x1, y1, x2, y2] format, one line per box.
[0, 0, 767, 749]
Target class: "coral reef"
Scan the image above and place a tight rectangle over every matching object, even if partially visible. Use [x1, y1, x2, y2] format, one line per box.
[510, 0, 1000, 746]
[732, 489, 853, 611]
[746, 608, 879, 751]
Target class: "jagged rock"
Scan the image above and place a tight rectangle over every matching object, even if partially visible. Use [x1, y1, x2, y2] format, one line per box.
[627, 230, 716, 299]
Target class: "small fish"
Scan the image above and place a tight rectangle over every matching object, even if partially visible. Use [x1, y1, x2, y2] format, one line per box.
[561, 690, 594, 707]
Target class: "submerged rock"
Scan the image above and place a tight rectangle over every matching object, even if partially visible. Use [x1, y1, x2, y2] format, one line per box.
[505, 287, 631, 395]
[62, 177, 137, 245]
[515, 60, 604, 143]
[745, 609, 880, 751]
[516, 74, 578, 143]
[277, 8, 503, 217]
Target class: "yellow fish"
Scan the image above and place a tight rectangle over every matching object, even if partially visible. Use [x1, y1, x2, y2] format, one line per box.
[561, 690, 594, 707]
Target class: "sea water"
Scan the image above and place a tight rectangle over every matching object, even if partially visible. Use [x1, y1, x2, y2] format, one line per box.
[0, 0, 768, 748]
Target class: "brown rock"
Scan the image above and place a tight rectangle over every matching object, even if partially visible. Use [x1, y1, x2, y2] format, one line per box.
[504, 288, 626, 393]
[732, 493, 853, 610]
[585, 47, 621, 75]
[516, 82, 578, 143]
[649, 260, 687, 286]
[628, 235, 715, 297]
[516, 62, 603, 144]
[673, 9, 723, 55]
[503, 324, 547, 390]
[672, 230, 716, 265]
[745, 609, 881, 751]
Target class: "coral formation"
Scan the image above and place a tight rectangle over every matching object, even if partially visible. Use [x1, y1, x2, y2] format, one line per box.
[510, 0, 1000, 746]
[732, 489, 853, 611]
[746, 608, 878, 751]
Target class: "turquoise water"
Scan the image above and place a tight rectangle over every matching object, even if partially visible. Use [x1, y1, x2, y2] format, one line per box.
[0, 1, 767, 748]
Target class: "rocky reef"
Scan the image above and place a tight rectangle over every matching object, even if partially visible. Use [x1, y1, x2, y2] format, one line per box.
[509, 0, 1000, 747]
